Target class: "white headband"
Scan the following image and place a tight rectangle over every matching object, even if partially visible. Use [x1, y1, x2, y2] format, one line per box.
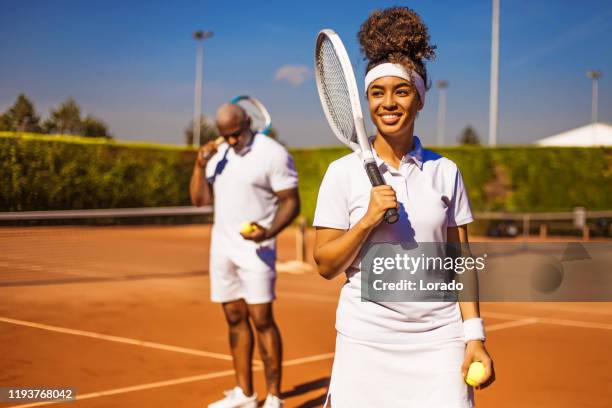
[364, 63, 426, 104]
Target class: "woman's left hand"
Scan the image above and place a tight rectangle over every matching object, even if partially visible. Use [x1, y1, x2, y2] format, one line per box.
[462, 340, 495, 389]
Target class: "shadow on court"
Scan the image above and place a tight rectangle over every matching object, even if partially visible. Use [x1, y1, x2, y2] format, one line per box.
[281, 376, 329, 400]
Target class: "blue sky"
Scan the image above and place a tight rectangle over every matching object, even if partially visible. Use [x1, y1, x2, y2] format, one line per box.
[1, 0, 611, 147]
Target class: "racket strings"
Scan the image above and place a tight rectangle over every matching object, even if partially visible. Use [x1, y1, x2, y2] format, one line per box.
[238, 101, 266, 133]
[317, 38, 357, 144]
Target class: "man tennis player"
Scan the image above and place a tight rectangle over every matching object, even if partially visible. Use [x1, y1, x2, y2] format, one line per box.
[190, 103, 300, 408]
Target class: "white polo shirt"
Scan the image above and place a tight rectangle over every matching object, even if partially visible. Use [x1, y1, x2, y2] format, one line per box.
[313, 136, 474, 343]
[206, 133, 298, 252]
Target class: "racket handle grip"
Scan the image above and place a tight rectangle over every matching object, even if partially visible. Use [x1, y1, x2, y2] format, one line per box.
[365, 162, 399, 224]
[384, 207, 399, 224]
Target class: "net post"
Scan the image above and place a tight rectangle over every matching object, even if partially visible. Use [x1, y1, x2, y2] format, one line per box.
[539, 223, 547, 239]
[582, 225, 590, 241]
[522, 214, 530, 240]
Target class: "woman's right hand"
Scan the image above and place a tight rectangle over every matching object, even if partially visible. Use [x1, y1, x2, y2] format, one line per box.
[361, 185, 398, 229]
[196, 140, 219, 168]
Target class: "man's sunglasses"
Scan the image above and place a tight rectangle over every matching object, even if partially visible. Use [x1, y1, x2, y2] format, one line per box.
[219, 118, 249, 139]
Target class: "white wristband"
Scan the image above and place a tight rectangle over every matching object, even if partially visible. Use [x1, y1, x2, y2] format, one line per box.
[463, 318, 486, 343]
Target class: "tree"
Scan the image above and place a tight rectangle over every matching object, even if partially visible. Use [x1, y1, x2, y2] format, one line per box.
[0, 114, 10, 131]
[458, 126, 481, 145]
[82, 115, 111, 138]
[184, 117, 219, 146]
[44, 98, 83, 135]
[1, 94, 112, 138]
[1, 93, 42, 132]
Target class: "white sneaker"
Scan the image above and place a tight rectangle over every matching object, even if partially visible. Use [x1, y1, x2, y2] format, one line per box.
[208, 386, 257, 408]
[262, 394, 284, 408]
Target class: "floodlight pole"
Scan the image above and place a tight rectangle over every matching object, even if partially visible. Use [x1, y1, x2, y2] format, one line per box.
[587, 70, 602, 124]
[436, 80, 449, 146]
[489, 0, 500, 146]
[193, 30, 213, 146]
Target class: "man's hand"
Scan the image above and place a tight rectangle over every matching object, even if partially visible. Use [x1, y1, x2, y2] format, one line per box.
[196, 140, 219, 168]
[240, 222, 268, 243]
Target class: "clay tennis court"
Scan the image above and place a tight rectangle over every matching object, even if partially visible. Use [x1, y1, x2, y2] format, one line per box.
[1, 225, 611, 407]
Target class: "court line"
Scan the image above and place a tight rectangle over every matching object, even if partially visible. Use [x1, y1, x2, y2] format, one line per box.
[283, 353, 336, 366]
[521, 303, 612, 316]
[486, 317, 540, 331]
[3, 300, 611, 407]
[537, 317, 612, 331]
[278, 293, 612, 332]
[482, 311, 612, 330]
[4, 353, 336, 408]
[3, 316, 553, 408]
[4, 313, 593, 408]
[482, 310, 545, 320]
[0, 270, 204, 287]
[5, 369, 237, 408]
[0, 316, 261, 364]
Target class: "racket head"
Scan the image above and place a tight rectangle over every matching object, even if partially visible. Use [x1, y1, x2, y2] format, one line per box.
[315, 29, 398, 224]
[314, 29, 368, 154]
[230, 95, 272, 135]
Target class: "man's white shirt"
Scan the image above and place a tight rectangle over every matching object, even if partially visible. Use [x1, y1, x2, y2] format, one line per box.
[206, 133, 298, 251]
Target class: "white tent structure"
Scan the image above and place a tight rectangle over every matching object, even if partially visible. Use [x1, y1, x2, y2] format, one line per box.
[536, 123, 612, 146]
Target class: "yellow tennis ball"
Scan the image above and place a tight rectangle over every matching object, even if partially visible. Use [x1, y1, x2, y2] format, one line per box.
[466, 362, 486, 386]
[240, 222, 255, 235]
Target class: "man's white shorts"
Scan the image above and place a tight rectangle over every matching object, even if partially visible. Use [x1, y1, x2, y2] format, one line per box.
[209, 246, 276, 304]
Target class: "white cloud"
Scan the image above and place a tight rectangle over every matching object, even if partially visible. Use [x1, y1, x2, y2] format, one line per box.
[274, 65, 311, 86]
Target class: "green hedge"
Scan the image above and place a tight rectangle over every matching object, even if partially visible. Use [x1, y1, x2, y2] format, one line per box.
[293, 145, 612, 222]
[1, 132, 611, 223]
[438, 146, 612, 212]
[0, 132, 195, 211]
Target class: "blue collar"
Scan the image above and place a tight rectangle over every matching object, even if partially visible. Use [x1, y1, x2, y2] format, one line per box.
[405, 135, 424, 169]
[230, 132, 256, 157]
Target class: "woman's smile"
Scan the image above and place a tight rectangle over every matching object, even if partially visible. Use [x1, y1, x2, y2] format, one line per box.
[378, 112, 403, 126]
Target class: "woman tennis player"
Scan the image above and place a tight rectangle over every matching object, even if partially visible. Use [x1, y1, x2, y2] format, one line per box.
[313, 7, 495, 407]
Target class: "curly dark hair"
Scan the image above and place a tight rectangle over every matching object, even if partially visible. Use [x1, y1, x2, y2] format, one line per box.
[358, 7, 436, 88]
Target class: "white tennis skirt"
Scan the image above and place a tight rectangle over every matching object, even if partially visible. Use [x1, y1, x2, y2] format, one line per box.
[325, 333, 474, 408]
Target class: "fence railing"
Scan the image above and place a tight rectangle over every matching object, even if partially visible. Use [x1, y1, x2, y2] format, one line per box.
[0, 206, 213, 221]
[1, 207, 610, 243]
[474, 208, 612, 240]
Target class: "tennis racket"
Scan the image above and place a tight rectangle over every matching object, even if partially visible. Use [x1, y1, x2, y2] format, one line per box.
[314, 29, 399, 224]
[230, 95, 272, 136]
